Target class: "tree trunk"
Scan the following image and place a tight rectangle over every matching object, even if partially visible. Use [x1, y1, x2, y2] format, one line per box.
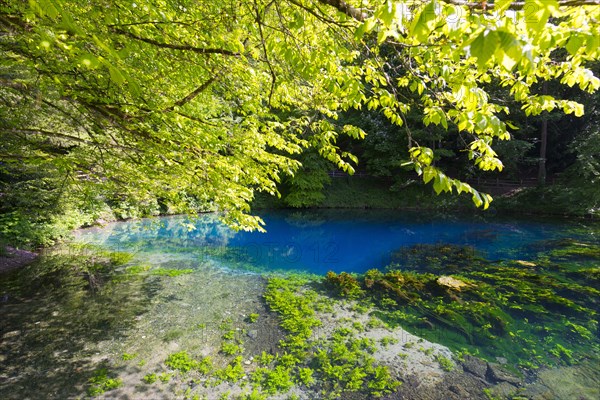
[538, 81, 549, 185]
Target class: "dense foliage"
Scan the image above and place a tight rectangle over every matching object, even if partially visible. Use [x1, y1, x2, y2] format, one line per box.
[1, 1, 599, 244]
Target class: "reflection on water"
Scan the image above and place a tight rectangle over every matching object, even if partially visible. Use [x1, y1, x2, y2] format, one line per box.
[75, 210, 593, 274]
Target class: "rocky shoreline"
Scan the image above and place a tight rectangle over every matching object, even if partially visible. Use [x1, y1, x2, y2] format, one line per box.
[0, 247, 38, 274]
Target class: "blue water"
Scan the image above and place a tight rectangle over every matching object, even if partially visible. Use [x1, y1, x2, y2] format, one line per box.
[73, 210, 596, 274]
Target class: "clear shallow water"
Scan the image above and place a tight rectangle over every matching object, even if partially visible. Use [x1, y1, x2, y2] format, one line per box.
[2, 210, 598, 399]
[74, 210, 595, 274]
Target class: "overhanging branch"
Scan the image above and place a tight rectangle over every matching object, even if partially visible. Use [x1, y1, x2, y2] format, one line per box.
[444, 0, 600, 10]
[114, 28, 240, 56]
[316, 0, 368, 21]
[164, 75, 219, 112]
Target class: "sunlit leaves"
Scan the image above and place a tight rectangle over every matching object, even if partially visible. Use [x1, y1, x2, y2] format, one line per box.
[524, 0, 559, 36]
[409, 1, 439, 43]
[3, 0, 600, 221]
[470, 29, 499, 69]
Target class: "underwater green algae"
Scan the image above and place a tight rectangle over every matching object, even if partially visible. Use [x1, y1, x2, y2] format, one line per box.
[325, 238, 600, 369]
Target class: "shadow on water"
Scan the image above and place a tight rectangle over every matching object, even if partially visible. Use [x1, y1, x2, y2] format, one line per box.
[0, 249, 162, 399]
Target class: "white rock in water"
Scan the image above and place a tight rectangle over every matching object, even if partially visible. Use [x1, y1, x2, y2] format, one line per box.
[437, 276, 469, 290]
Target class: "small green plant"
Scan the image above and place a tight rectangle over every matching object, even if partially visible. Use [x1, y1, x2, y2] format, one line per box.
[434, 354, 454, 372]
[351, 302, 371, 314]
[143, 373, 157, 384]
[239, 388, 268, 400]
[326, 271, 364, 298]
[121, 352, 137, 361]
[218, 391, 231, 400]
[297, 367, 315, 386]
[163, 328, 185, 342]
[165, 351, 212, 374]
[380, 336, 399, 348]
[258, 351, 275, 366]
[403, 341, 415, 349]
[159, 372, 172, 382]
[221, 342, 243, 356]
[366, 316, 385, 329]
[87, 368, 123, 396]
[549, 343, 574, 363]
[222, 329, 236, 340]
[219, 318, 233, 330]
[379, 297, 398, 308]
[247, 313, 259, 323]
[483, 388, 501, 400]
[251, 365, 294, 394]
[352, 321, 365, 332]
[215, 356, 245, 382]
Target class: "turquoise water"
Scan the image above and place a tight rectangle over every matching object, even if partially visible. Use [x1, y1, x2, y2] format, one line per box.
[74, 210, 594, 274]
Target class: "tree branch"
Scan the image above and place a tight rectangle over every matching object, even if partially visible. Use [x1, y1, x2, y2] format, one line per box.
[163, 75, 219, 112]
[443, 0, 600, 10]
[316, 0, 368, 21]
[113, 28, 240, 56]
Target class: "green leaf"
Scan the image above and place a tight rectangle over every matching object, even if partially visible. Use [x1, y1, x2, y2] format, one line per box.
[471, 30, 499, 69]
[423, 166, 436, 184]
[524, 0, 558, 36]
[566, 35, 583, 56]
[378, 1, 395, 27]
[410, 1, 438, 43]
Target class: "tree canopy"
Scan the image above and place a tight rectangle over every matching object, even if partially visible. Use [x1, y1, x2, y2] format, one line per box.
[1, 0, 599, 230]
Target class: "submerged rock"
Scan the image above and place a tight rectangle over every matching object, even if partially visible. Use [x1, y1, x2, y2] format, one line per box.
[486, 363, 521, 385]
[247, 329, 258, 339]
[518, 361, 600, 400]
[437, 276, 470, 291]
[462, 355, 488, 380]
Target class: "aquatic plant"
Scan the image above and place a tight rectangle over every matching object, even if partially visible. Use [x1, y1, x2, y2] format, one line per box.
[143, 373, 157, 384]
[251, 365, 295, 394]
[121, 352, 137, 361]
[325, 271, 364, 298]
[434, 354, 454, 372]
[165, 351, 212, 374]
[215, 356, 245, 383]
[87, 368, 123, 396]
[323, 241, 600, 368]
[261, 276, 400, 397]
[151, 268, 194, 277]
[220, 342, 244, 356]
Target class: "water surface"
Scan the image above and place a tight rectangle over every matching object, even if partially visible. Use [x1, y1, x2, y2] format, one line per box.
[74, 210, 595, 274]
